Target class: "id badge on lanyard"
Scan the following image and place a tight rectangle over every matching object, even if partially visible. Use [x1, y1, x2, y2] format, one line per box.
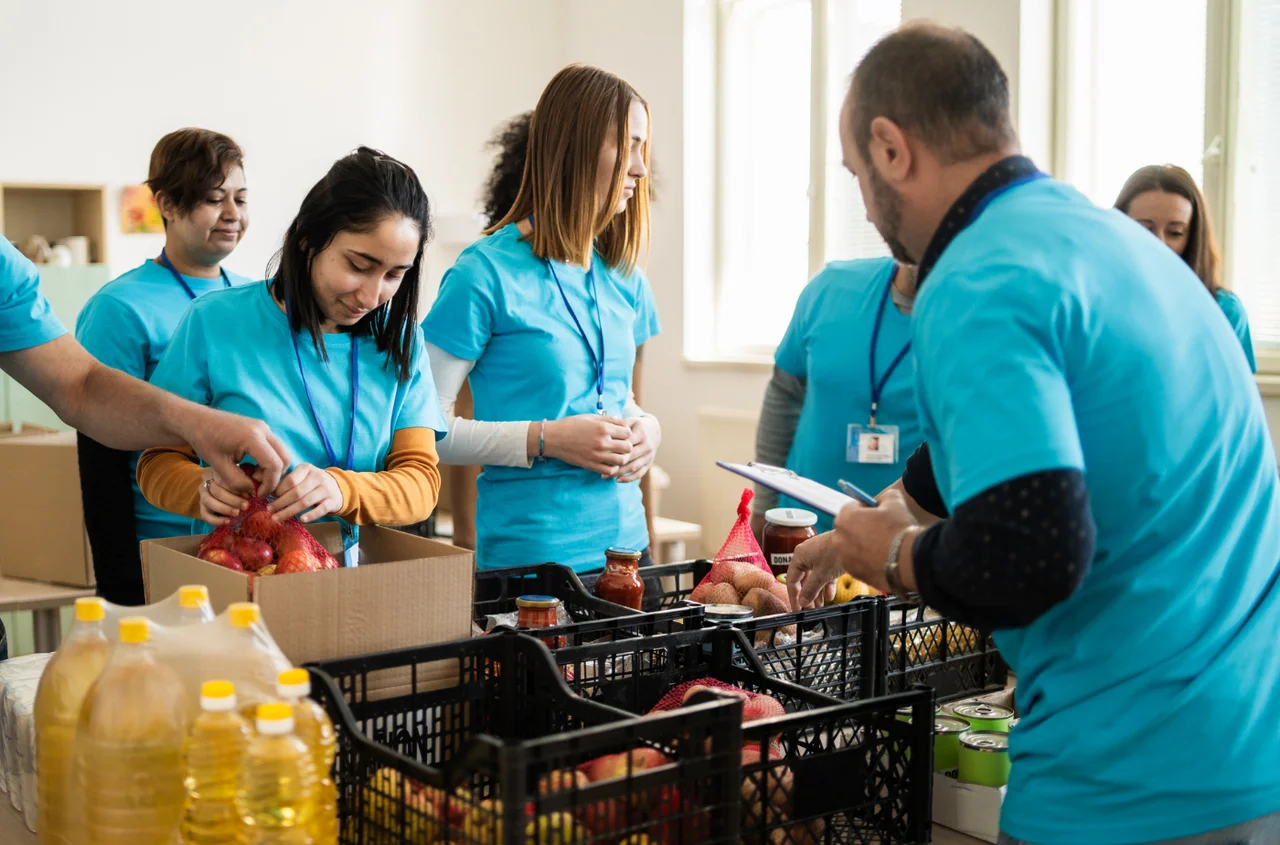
[849, 267, 909, 465]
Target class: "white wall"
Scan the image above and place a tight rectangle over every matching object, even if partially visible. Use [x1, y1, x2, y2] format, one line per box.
[0, 0, 564, 285]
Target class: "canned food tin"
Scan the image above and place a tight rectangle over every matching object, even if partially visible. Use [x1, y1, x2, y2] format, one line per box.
[952, 702, 1014, 732]
[933, 715, 970, 772]
[896, 703, 943, 723]
[958, 730, 1010, 787]
[702, 603, 754, 623]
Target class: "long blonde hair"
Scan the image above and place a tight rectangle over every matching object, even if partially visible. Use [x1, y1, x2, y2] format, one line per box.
[487, 64, 651, 275]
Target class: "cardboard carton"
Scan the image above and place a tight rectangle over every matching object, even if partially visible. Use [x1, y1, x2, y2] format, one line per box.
[0, 427, 94, 586]
[141, 524, 475, 671]
[933, 772, 1005, 843]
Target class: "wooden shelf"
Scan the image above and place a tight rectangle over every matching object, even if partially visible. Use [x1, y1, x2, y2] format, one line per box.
[0, 182, 108, 264]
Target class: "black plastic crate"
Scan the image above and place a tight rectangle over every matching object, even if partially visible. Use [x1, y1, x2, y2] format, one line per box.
[553, 626, 935, 844]
[308, 631, 745, 844]
[882, 598, 1008, 700]
[625, 559, 880, 701]
[475, 562, 704, 648]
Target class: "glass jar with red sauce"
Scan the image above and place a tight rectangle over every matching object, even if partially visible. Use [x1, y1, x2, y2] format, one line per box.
[762, 508, 818, 577]
[515, 594, 565, 648]
[593, 547, 645, 610]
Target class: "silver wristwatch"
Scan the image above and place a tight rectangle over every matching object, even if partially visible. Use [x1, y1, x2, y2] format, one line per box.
[884, 526, 918, 602]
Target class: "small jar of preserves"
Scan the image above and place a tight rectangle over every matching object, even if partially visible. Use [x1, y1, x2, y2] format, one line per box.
[762, 508, 818, 577]
[515, 594, 565, 648]
[593, 547, 645, 610]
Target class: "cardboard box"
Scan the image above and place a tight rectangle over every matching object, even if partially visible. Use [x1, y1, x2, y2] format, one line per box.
[0, 427, 95, 586]
[932, 772, 1005, 843]
[140, 524, 475, 668]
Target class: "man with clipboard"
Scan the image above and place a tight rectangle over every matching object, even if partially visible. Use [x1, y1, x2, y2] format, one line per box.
[784, 22, 1280, 845]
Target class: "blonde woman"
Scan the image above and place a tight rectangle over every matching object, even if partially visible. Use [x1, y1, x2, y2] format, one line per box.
[424, 65, 661, 572]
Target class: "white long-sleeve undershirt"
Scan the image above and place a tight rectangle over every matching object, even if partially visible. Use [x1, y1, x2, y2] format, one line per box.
[426, 341, 646, 467]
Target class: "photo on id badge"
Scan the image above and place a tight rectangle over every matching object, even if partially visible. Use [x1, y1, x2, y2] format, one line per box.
[848, 424, 898, 464]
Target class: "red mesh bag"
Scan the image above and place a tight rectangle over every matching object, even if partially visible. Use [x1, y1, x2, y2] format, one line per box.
[195, 466, 340, 586]
[686, 490, 785, 608]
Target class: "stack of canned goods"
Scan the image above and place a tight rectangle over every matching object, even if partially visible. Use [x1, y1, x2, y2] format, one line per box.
[896, 700, 1015, 788]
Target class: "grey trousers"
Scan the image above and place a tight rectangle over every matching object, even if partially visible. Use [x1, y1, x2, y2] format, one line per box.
[998, 809, 1280, 845]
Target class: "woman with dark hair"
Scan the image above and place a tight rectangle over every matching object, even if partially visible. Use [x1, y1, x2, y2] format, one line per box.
[424, 65, 661, 573]
[137, 147, 446, 566]
[1116, 164, 1255, 371]
[76, 127, 253, 604]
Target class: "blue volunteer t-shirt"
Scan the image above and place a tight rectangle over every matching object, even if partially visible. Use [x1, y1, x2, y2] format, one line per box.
[76, 259, 252, 542]
[913, 177, 1280, 845]
[149, 281, 447, 549]
[0, 238, 67, 352]
[1215, 288, 1256, 373]
[422, 223, 661, 572]
[774, 257, 922, 532]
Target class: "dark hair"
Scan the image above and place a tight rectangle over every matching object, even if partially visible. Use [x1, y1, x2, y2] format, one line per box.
[268, 147, 432, 383]
[146, 128, 244, 224]
[1115, 164, 1222, 294]
[850, 22, 1016, 165]
[482, 112, 533, 226]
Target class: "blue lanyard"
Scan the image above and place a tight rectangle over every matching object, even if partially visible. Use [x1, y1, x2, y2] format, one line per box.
[868, 265, 911, 427]
[284, 289, 359, 471]
[529, 217, 607, 414]
[157, 249, 230, 300]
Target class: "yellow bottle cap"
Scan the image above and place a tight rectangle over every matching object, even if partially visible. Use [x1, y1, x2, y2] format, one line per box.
[74, 597, 105, 622]
[228, 602, 260, 628]
[278, 668, 308, 687]
[256, 702, 292, 722]
[119, 617, 150, 644]
[179, 585, 209, 609]
[201, 680, 235, 699]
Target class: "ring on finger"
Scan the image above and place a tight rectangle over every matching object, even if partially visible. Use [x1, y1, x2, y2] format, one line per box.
[203, 478, 213, 492]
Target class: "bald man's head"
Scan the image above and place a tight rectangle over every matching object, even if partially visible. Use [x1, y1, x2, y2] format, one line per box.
[847, 22, 1017, 165]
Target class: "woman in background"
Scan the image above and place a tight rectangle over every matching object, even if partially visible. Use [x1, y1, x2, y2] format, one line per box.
[1116, 164, 1255, 372]
[77, 127, 252, 604]
[138, 148, 445, 566]
[751, 258, 924, 544]
[424, 65, 661, 573]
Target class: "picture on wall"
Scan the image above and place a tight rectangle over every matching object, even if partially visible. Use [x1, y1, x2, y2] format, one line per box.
[119, 184, 163, 234]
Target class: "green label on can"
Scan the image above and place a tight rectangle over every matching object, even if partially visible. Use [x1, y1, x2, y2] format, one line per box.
[958, 730, 1010, 787]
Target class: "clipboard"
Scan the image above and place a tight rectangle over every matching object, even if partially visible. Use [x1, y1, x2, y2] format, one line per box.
[717, 461, 866, 517]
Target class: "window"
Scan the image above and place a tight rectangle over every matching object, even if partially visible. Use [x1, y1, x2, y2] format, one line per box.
[685, 0, 901, 361]
[1225, 0, 1280, 364]
[1056, 0, 1208, 207]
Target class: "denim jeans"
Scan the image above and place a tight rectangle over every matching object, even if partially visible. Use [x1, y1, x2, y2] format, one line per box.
[998, 809, 1280, 845]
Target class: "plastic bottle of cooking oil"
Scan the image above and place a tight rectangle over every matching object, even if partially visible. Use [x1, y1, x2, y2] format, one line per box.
[277, 668, 337, 844]
[35, 596, 111, 845]
[181, 680, 251, 844]
[223, 602, 286, 724]
[237, 702, 318, 844]
[177, 585, 216, 624]
[76, 616, 192, 845]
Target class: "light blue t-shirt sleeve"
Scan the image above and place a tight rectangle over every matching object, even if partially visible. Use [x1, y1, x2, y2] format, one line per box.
[774, 277, 819, 378]
[917, 267, 1085, 507]
[632, 269, 662, 347]
[0, 238, 67, 353]
[392, 327, 449, 441]
[1216, 290, 1256, 373]
[148, 306, 212, 405]
[422, 252, 497, 362]
[75, 293, 149, 379]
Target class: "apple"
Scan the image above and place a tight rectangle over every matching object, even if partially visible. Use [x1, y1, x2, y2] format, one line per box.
[462, 798, 504, 845]
[199, 548, 244, 571]
[233, 537, 274, 572]
[240, 509, 277, 542]
[275, 549, 318, 575]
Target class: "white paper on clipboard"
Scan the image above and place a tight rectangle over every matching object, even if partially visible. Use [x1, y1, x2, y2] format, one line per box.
[717, 461, 856, 518]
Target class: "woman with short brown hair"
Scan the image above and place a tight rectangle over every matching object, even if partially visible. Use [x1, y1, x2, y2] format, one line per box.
[423, 64, 661, 572]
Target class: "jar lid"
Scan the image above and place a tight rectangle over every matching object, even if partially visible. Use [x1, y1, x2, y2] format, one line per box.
[605, 547, 642, 561]
[702, 603, 753, 620]
[764, 508, 818, 528]
[516, 595, 561, 609]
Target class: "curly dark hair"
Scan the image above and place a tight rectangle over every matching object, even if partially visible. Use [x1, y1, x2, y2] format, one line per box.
[480, 109, 657, 226]
[481, 112, 532, 226]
